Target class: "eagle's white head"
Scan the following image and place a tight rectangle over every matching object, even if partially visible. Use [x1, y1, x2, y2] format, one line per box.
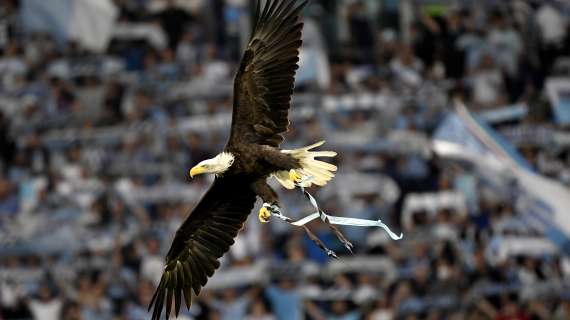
[190, 152, 235, 178]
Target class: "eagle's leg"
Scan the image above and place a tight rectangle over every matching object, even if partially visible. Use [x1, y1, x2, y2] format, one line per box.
[251, 179, 281, 223]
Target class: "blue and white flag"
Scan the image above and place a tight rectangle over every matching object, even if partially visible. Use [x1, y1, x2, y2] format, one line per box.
[435, 102, 570, 255]
[21, 0, 118, 52]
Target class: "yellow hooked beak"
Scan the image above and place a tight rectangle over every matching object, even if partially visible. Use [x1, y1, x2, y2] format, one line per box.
[190, 165, 207, 178]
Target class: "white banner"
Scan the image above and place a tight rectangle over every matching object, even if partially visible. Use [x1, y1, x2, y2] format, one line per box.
[69, 0, 118, 52]
[22, 0, 118, 52]
[434, 103, 570, 254]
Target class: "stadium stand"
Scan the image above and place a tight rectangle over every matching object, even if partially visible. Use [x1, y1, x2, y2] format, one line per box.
[0, 0, 569, 319]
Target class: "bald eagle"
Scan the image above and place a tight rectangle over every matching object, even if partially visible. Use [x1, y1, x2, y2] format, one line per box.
[148, 1, 338, 319]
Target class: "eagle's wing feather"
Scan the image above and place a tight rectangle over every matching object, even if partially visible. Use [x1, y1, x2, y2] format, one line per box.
[229, 0, 307, 148]
[148, 177, 256, 320]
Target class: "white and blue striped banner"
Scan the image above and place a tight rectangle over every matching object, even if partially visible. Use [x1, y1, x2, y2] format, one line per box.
[435, 102, 570, 255]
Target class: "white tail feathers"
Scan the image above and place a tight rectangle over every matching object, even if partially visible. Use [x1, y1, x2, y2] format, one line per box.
[273, 141, 338, 190]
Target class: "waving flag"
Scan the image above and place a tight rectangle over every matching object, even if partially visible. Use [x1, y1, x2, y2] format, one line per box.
[21, 0, 118, 52]
[435, 102, 570, 255]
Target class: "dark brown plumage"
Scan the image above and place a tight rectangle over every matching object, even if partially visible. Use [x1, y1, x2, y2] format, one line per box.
[148, 177, 257, 320]
[148, 1, 308, 319]
[229, 0, 307, 148]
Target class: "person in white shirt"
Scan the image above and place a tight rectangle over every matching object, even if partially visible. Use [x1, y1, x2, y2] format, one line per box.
[27, 285, 63, 320]
[486, 12, 523, 78]
[390, 44, 424, 88]
[469, 54, 506, 109]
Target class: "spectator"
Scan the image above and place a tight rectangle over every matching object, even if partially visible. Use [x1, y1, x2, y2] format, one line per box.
[390, 44, 424, 88]
[536, 1, 568, 74]
[140, 236, 164, 286]
[155, 0, 194, 49]
[61, 301, 83, 320]
[0, 2, 569, 320]
[468, 53, 506, 108]
[0, 41, 27, 93]
[328, 300, 361, 320]
[368, 297, 394, 320]
[442, 10, 466, 80]
[347, 1, 375, 63]
[27, 285, 63, 320]
[266, 280, 302, 320]
[487, 11, 523, 78]
[456, 13, 486, 72]
[209, 288, 251, 320]
[245, 297, 275, 320]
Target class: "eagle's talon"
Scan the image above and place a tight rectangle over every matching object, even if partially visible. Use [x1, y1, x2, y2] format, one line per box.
[289, 170, 303, 183]
[259, 203, 282, 223]
[259, 206, 271, 223]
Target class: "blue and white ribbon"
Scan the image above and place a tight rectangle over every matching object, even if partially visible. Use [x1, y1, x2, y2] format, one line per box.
[269, 177, 403, 258]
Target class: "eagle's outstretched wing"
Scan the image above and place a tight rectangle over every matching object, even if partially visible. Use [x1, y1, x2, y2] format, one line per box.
[149, 1, 307, 318]
[148, 177, 256, 320]
[228, 0, 307, 148]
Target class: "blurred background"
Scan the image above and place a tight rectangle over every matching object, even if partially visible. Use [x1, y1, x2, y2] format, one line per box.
[1, 0, 570, 319]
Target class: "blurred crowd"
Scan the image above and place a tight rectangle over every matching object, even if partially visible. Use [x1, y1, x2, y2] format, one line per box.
[1, 0, 570, 319]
